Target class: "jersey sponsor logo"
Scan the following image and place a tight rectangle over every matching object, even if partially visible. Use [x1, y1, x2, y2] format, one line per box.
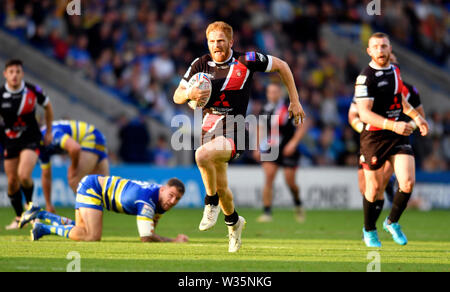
[245, 51, 256, 61]
[2, 92, 11, 98]
[356, 75, 367, 84]
[213, 92, 230, 107]
[389, 96, 402, 110]
[375, 71, 384, 77]
[377, 80, 388, 87]
[1, 102, 11, 108]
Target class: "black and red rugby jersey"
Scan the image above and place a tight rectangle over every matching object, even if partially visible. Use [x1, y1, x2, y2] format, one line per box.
[259, 99, 296, 147]
[354, 63, 406, 131]
[0, 81, 49, 140]
[181, 50, 272, 117]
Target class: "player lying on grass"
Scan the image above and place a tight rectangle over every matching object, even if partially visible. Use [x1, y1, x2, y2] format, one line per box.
[19, 175, 189, 243]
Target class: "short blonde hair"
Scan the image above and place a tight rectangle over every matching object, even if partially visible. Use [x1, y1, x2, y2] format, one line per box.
[368, 32, 390, 46]
[206, 21, 233, 41]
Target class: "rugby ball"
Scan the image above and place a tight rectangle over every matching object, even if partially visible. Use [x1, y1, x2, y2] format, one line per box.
[187, 73, 212, 109]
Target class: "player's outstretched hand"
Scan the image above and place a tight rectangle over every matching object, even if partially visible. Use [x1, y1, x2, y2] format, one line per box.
[174, 234, 189, 243]
[288, 102, 305, 125]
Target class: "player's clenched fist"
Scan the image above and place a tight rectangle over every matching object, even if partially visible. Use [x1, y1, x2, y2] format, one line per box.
[393, 121, 414, 136]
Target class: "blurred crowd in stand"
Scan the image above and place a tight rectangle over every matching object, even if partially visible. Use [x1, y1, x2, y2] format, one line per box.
[1, 0, 448, 169]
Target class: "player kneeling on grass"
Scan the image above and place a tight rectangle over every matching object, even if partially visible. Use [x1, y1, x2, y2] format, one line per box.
[19, 175, 189, 243]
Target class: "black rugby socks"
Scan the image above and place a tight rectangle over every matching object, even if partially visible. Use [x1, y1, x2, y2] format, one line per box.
[8, 190, 23, 217]
[21, 184, 34, 204]
[388, 189, 411, 223]
[224, 210, 239, 226]
[205, 193, 219, 206]
[363, 197, 384, 231]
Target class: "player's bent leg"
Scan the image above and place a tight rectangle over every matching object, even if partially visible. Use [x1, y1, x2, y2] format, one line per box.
[30, 207, 77, 241]
[382, 161, 395, 204]
[91, 158, 110, 176]
[18, 149, 39, 206]
[195, 146, 218, 197]
[68, 151, 99, 192]
[196, 136, 232, 195]
[382, 154, 415, 246]
[4, 158, 20, 195]
[362, 167, 384, 202]
[257, 162, 277, 222]
[361, 166, 385, 246]
[357, 168, 365, 196]
[197, 137, 233, 231]
[4, 158, 22, 229]
[69, 208, 102, 241]
[284, 167, 305, 223]
[214, 160, 246, 252]
[17, 149, 38, 188]
[392, 154, 415, 194]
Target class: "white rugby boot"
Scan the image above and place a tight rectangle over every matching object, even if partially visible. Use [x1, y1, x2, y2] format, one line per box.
[199, 204, 220, 231]
[228, 216, 246, 253]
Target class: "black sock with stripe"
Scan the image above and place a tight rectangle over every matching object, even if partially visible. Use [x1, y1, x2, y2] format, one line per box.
[224, 210, 239, 226]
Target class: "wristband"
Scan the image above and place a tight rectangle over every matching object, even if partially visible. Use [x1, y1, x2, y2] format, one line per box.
[351, 119, 364, 133]
[408, 120, 417, 130]
[405, 107, 420, 120]
[383, 119, 395, 131]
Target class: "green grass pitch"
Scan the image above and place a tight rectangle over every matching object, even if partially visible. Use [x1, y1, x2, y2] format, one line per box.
[0, 207, 449, 272]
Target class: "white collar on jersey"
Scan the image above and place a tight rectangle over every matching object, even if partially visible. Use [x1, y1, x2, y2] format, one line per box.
[213, 49, 234, 64]
[369, 60, 392, 70]
[5, 80, 25, 93]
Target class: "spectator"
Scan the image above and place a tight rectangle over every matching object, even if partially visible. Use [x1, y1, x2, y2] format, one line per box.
[152, 135, 175, 167]
[118, 115, 151, 163]
[1, 0, 447, 168]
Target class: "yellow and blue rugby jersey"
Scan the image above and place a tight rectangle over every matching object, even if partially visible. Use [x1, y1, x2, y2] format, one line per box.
[99, 176, 166, 219]
[40, 120, 107, 168]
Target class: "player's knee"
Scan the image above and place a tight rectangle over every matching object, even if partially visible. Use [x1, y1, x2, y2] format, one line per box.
[195, 148, 211, 167]
[365, 185, 380, 202]
[399, 179, 414, 193]
[68, 177, 80, 192]
[18, 175, 33, 187]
